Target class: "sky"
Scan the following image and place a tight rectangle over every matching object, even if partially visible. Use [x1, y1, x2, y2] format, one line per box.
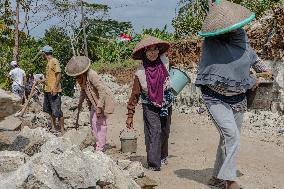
[29, 0, 179, 37]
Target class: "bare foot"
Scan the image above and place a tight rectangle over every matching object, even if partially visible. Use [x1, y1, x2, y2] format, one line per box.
[226, 181, 243, 189]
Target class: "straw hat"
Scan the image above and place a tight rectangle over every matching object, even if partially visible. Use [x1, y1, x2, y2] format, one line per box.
[132, 35, 170, 60]
[199, 0, 255, 37]
[65, 56, 91, 77]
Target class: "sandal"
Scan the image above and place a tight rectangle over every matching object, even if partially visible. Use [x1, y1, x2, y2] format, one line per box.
[147, 166, 161, 171]
[208, 177, 225, 188]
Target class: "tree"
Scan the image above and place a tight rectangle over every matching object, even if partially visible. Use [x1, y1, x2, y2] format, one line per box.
[13, 0, 20, 62]
[44, 0, 109, 57]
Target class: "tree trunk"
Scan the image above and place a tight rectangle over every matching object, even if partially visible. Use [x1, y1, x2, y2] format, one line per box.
[13, 0, 20, 62]
[81, 0, 88, 57]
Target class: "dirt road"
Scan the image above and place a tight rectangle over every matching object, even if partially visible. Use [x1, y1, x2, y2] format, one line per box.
[107, 104, 284, 189]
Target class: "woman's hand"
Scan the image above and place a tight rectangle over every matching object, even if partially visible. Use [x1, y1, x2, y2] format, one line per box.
[96, 107, 104, 118]
[126, 117, 133, 129]
[251, 78, 260, 91]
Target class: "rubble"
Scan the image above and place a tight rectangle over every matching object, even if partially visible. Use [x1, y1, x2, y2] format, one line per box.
[0, 133, 142, 189]
[63, 127, 96, 150]
[244, 110, 284, 147]
[246, 5, 284, 61]
[8, 127, 56, 156]
[0, 151, 29, 173]
[0, 115, 22, 131]
[0, 89, 22, 119]
[168, 37, 202, 69]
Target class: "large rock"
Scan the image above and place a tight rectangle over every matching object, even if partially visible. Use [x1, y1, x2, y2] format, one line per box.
[117, 160, 144, 179]
[8, 126, 56, 156]
[101, 74, 131, 104]
[0, 151, 29, 173]
[0, 89, 22, 119]
[0, 137, 141, 189]
[0, 115, 22, 131]
[63, 127, 96, 150]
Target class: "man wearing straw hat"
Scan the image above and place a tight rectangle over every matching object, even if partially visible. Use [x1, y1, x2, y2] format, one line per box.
[126, 35, 174, 171]
[196, 1, 272, 189]
[39, 45, 65, 135]
[65, 56, 115, 151]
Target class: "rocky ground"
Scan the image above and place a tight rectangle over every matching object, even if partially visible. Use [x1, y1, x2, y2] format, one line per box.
[0, 67, 283, 189]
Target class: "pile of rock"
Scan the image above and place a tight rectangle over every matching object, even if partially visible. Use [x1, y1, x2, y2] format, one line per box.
[246, 4, 284, 61]
[0, 127, 146, 189]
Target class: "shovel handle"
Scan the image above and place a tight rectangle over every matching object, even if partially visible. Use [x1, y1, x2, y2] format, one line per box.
[75, 110, 80, 130]
[17, 82, 38, 117]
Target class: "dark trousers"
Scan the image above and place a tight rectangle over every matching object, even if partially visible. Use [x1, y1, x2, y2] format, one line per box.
[143, 104, 172, 168]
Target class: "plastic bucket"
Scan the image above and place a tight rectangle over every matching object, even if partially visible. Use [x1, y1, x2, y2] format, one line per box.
[169, 67, 191, 95]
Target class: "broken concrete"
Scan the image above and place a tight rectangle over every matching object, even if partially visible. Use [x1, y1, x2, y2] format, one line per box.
[63, 127, 96, 150]
[0, 137, 141, 189]
[0, 151, 29, 173]
[0, 89, 22, 120]
[0, 115, 22, 131]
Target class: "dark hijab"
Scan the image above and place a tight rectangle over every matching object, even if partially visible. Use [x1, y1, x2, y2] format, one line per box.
[195, 28, 258, 92]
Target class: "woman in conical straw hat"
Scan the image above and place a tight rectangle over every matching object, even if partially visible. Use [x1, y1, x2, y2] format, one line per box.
[196, 1, 272, 189]
[126, 35, 175, 171]
[65, 56, 115, 151]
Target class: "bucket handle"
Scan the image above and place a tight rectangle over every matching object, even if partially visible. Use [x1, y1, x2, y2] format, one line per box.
[119, 128, 138, 137]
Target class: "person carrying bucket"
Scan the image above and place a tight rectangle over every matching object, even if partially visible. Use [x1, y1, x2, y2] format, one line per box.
[65, 56, 115, 151]
[126, 35, 175, 171]
[196, 1, 272, 189]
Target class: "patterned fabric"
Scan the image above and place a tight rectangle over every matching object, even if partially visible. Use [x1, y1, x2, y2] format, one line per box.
[141, 88, 174, 116]
[207, 84, 242, 96]
[252, 57, 271, 73]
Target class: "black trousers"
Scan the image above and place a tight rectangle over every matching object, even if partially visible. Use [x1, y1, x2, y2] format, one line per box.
[142, 104, 172, 168]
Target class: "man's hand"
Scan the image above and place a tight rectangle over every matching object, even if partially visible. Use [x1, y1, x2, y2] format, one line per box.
[51, 87, 58, 96]
[126, 117, 133, 129]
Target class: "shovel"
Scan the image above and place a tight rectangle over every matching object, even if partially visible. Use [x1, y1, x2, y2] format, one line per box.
[15, 81, 38, 117]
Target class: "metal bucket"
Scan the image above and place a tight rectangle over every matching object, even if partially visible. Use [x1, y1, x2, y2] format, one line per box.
[247, 81, 274, 110]
[169, 67, 191, 95]
[120, 129, 137, 153]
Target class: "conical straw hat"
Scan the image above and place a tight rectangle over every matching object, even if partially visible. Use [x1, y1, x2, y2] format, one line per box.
[65, 56, 91, 77]
[132, 35, 170, 60]
[199, 0, 255, 37]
